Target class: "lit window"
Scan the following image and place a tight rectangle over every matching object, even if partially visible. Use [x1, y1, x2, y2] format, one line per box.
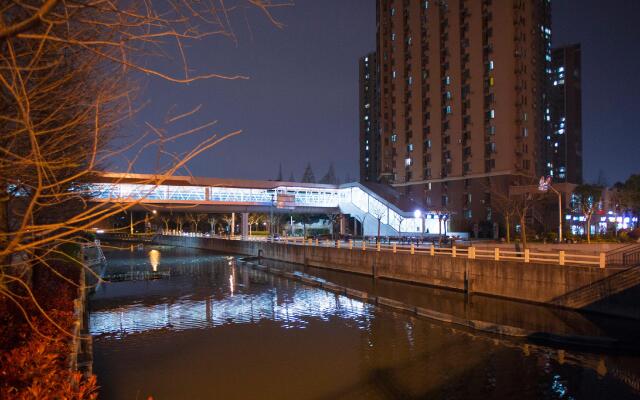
[445, 76, 451, 85]
[489, 60, 494, 70]
[405, 158, 412, 167]
[446, 106, 452, 114]
[391, 134, 398, 142]
[490, 109, 495, 119]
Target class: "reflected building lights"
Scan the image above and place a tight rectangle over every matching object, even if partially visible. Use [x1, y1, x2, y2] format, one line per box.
[89, 280, 372, 337]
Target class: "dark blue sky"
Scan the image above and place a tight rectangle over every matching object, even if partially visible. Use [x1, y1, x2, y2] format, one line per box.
[126, 0, 638, 184]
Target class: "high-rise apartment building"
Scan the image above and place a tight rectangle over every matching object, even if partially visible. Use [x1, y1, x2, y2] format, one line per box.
[375, 0, 552, 229]
[547, 44, 582, 184]
[359, 52, 380, 182]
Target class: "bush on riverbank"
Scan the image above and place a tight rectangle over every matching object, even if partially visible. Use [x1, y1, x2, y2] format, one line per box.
[0, 261, 98, 399]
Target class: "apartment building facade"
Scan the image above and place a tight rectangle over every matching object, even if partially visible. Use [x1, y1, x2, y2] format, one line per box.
[359, 52, 381, 183]
[547, 44, 583, 184]
[374, 0, 552, 231]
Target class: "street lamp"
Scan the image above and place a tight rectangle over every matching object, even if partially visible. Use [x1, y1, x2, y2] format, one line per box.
[538, 176, 563, 243]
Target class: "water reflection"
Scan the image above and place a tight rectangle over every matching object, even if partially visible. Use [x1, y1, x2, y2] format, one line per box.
[90, 279, 371, 336]
[90, 245, 640, 400]
[148, 249, 160, 272]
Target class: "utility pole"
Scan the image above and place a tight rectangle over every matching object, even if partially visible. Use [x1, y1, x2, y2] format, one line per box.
[538, 176, 563, 243]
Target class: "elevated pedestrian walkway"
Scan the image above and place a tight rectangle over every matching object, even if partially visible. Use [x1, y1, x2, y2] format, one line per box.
[90, 173, 448, 237]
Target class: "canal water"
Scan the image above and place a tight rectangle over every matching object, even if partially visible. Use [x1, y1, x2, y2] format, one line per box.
[90, 244, 640, 399]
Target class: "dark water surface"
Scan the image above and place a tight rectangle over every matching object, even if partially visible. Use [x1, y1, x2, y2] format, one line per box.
[90, 245, 640, 399]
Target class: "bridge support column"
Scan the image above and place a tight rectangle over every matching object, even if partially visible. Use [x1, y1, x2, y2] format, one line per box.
[339, 214, 346, 236]
[231, 213, 235, 237]
[241, 212, 249, 239]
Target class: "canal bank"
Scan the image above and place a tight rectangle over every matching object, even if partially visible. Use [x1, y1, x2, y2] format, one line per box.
[239, 257, 640, 352]
[154, 236, 640, 320]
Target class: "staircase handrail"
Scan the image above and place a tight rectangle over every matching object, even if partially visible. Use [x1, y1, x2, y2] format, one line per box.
[606, 243, 640, 266]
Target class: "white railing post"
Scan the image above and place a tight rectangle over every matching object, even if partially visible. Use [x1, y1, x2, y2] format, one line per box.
[524, 249, 530, 263]
[494, 248, 500, 261]
[377, 242, 381, 252]
[410, 243, 415, 255]
[315, 238, 319, 246]
[430, 244, 435, 256]
[393, 243, 397, 253]
[599, 253, 606, 269]
[468, 247, 475, 259]
[349, 239, 353, 250]
[559, 251, 565, 266]
[336, 240, 340, 249]
[362, 240, 366, 251]
[452, 246, 457, 258]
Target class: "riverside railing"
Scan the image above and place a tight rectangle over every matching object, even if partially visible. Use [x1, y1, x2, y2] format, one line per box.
[272, 237, 608, 268]
[158, 232, 608, 268]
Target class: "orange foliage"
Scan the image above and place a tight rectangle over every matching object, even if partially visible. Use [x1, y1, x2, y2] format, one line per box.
[0, 308, 97, 399]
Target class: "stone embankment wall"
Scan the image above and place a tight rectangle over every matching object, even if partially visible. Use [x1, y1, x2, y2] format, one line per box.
[155, 236, 640, 319]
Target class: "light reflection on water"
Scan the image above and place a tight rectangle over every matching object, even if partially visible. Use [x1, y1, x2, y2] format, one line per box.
[148, 249, 160, 272]
[90, 285, 372, 336]
[90, 245, 640, 400]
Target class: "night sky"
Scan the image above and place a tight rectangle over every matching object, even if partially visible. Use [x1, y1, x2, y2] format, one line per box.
[125, 0, 639, 185]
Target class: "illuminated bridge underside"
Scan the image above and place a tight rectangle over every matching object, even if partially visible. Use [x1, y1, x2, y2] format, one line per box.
[91, 180, 447, 235]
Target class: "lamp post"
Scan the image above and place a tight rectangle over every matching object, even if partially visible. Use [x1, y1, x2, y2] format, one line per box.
[269, 191, 275, 237]
[414, 210, 423, 241]
[538, 176, 563, 243]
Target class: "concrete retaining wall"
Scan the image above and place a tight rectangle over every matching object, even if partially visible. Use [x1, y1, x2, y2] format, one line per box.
[155, 236, 639, 319]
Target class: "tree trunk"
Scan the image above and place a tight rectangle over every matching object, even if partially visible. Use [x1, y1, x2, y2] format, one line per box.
[505, 214, 511, 244]
[520, 213, 527, 249]
[586, 214, 592, 244]
[0, 187, 9, 266]
[377, 219, 381, 243]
